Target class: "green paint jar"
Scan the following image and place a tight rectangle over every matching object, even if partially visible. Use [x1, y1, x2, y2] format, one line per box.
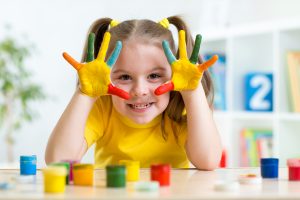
[106, 165, 126, 188]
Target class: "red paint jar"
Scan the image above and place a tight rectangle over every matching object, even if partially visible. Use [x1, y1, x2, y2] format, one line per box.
[287, 159, 300, 181]
[151, 164, 171, 186]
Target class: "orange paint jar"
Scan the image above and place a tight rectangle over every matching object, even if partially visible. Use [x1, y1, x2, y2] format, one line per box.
[73, 164, 94, 186]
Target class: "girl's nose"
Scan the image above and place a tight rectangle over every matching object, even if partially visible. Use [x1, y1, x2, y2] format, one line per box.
[131, 80, 150, 97]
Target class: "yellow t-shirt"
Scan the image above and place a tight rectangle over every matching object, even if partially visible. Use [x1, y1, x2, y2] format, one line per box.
[84, 96, 189, 168]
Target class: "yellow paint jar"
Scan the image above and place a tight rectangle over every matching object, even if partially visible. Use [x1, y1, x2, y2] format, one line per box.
[43, 166, 67, 193]
[73, 164, 94, 186]
[119, 160, 140, 181]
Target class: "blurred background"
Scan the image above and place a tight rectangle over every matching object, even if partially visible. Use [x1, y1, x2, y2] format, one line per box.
[1, 0, 300, 168]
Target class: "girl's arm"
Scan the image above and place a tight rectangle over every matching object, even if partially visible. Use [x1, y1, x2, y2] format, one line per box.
[156, 30, 222, 170]
[46, 32, 127, 164]
[45, 89, 97, 164]
[181, 83, 222, 170]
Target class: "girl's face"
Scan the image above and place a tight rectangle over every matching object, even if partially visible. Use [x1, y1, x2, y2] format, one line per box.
[110, 41, 172, 124]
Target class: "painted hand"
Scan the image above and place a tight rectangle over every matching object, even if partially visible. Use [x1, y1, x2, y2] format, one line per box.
[62, 32, 130, 99]
[155, 30, 218, 95]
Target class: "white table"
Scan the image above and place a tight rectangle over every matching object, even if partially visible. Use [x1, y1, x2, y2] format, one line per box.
[0, 167, 299, 199]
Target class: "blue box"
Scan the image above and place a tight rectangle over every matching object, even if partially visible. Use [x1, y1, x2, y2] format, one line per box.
[244, 73, 273, 111]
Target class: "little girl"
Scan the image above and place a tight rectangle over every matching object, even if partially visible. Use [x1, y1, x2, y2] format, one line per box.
[45, 16, 222, 170]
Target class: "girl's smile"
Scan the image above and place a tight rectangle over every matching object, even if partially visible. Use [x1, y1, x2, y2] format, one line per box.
[127, 102, 155, 112]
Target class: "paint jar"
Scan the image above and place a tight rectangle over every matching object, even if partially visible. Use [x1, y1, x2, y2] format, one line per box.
[62, 160, 79, 183]
[49, 162, 70, 184]
[151, 164, 171, 186]
[20, 155, 37, 175]
[119, 160, 140, 181]
[260, 158, 279, 178]
[287, 158, 300, 181]
[106, 165, 126, 188]
[73, 164, 94, 186]
[43, 166, 67, 193]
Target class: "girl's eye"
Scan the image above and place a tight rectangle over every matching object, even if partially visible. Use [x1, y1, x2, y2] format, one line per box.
[119, 74, 131, 81]
[148, 73, 161, 79]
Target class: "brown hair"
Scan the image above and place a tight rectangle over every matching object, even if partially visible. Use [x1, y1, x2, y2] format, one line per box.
[81, 16, 214, 141]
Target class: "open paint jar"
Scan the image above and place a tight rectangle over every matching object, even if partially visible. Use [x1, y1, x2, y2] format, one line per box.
[73, 164, 94, 186]
[106, 165, 126, 188]
[151, 164, 171, 186]
[43, 166, 67, 193]
[20, 155, 37, 175]
[119, 160, 140, 181]
[260, 158, 279, 178]
[287, 158, 300, 181]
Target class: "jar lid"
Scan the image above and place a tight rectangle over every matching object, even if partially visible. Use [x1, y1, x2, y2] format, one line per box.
[134, 181, 159, 191]
[238, 174, 262, 184]
[20, 155, 37, 162]
[260, 158, 279, 165]
[43, 166, 67, 176]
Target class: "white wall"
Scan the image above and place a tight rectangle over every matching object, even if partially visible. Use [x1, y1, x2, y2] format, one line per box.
[1, 0, 300, 168]
[0, 0, 200, 168]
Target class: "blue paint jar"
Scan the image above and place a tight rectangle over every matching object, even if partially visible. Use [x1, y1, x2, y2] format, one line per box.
[260, 158, 279, 178]
[20, 155, 37, 175]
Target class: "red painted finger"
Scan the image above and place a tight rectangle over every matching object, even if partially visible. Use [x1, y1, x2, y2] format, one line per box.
[154, 82, 174, 95]
[108, 84, 130, 100]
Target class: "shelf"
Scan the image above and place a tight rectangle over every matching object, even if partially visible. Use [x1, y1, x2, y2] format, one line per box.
[214, 111, 273, 119]
[279, 113, 300, 121]
[201, 18, 300, 167]
[232, 111, 274, 120]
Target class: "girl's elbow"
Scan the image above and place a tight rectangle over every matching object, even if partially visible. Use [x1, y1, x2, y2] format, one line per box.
[194, 160, 220, 171]
[45, 147, 61, 165]
[191, 152, 222, 170]
[45, 157, 52, 165]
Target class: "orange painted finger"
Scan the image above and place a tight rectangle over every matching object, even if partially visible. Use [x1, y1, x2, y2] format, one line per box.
[96, 32, 111, 61]
[198, 55, 218, 72]
[62, 52, 82, 70]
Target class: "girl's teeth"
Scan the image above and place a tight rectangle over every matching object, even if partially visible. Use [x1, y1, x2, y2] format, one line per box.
[131, 103, 151, 109]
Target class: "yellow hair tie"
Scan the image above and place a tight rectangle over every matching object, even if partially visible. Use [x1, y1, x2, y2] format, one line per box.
[158, 18, 169, 29]
[110, 20, 119, 28]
